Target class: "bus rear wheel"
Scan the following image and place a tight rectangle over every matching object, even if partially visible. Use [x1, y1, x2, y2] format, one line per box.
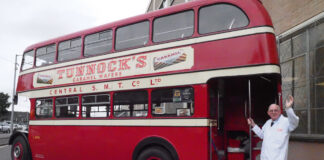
[11, 136, 30, 160]
[137, 146, 173, 160]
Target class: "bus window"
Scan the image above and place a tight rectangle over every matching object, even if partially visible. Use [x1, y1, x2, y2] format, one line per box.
[36, 98, 53, 118]
[198, 4, 249, 34]
[84, 30, 112, 57]
[152, 87, 194, 117]
[82, 94, 110, 118]
[58, 37, 82, 62]
[22, 50, 34, 70]
[113, 90, 148, 117]
[36, 44, 56, 67]
[153, 10, 194, 42]
[55, 96, 79, 118]
[115, 21, 149, 50]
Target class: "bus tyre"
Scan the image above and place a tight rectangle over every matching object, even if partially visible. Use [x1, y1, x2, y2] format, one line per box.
[11, 136, 30, 160]
[137, 146, 173, 160]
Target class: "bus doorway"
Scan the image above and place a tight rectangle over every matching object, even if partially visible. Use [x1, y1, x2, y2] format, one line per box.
[208, 74, 280, 160]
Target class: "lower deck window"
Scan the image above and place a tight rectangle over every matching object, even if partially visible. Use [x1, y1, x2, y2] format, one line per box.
[82, 94, 110, 118]
[55, 96, 79, 118]
[113, 90, 148, 117]
[36, 98, 53, 118]
[152, 87, 194, 116]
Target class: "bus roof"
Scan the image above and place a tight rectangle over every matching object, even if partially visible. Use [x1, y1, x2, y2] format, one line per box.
[23, 0, 271, 52]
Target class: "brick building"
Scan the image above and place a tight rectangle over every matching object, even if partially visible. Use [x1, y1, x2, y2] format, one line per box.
[147, 0, 324, 159]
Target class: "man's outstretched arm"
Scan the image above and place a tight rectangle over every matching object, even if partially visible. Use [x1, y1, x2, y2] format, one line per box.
[247, 118, 264, 139]
[285, 95, 299, 132]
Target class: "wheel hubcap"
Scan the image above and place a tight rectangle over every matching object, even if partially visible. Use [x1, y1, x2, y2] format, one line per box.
[13, 143, 22, 159]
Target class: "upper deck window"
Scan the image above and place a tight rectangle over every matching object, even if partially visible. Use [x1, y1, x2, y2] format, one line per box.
[115, 21, 149, 50]
[84, 30, 112, 57]
[36, 44, 56, 67]
[22, 50, 34, 70]
[153, 10, 194, 42]
[199, 4, 249, 34]
[58, 37, 82, 62]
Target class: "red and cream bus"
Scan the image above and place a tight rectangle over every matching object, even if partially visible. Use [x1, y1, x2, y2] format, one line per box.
[10, 0, 281, 159]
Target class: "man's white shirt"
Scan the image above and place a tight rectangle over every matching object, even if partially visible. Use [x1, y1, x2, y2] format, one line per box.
[252, 108, 299, 160]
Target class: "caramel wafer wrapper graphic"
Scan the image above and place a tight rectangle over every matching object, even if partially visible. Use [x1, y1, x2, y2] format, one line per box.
[153, 53, 187, 70]
[175, 53, 187, 63]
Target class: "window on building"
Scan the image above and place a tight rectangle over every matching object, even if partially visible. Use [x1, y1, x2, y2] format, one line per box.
[84, 30, 112, 57]
[198, 4, 249, 34]
[82, 94, 110, 118]
[55, 96, 79, 118]
[115, 21, 149, 50]
[113, 90, 148, 117]
[310, 21, 324, 134]
[36, 44, 56, 67]
[279, 18, 324, 136]
[22, 50, 34, 70]
[58, 37, 82, 62]
[153, 10, 194, 42]
[280, 31, 308, 134]
[151, 87, 194, 116]
[36, 98, 53, 118]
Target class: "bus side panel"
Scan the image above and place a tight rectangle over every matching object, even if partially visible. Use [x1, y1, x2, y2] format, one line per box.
[16, 34, 278, 94]
[29, 125, 209, 160]
[193, 33, 279, 71]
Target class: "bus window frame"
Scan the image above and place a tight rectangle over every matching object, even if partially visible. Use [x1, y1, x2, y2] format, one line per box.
[197, 3, 250, 36]
[151, 86, 195, 117]
[57, 37, 83, 63]
[21, 49, 35, 71]
[115, 20, 150, 51]
[83, 29, 113, 58]
[112, 90, 149, 118]
[35, 97, 54, 119]
[54, 95, 80, 119]
[35, 43, 57, 67]
[81, 93, 111, 119]
[152, 9, 195, 44]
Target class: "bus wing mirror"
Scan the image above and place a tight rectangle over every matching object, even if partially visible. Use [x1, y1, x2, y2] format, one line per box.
[13, 95, 18, 105]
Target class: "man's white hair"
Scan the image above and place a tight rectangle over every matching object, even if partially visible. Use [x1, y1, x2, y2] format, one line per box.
[268, 104, 280, 111]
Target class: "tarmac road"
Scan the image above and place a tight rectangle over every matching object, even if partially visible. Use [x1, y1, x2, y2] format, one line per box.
[0, 133, 9, 146]
[0, 145, 10, 160]
[0, 134, 10, 160]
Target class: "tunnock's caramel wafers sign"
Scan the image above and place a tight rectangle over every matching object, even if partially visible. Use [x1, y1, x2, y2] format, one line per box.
[33, 46, 194, 88]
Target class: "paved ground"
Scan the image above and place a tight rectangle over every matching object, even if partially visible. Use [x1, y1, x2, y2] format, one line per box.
[0, 145, 10, 160]
[0, 134, 10, 146]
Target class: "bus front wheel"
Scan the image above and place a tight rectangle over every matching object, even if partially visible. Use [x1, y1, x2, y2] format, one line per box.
[137, 146, 173, 160]
[11, 136, 30, 160]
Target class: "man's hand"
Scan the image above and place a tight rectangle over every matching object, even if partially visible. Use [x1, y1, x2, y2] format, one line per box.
[285, 95, 294, 109]
[247, 118, 255, 127]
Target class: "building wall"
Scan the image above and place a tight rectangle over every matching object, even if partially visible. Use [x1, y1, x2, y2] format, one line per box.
[289, 141, 324, 160]
[261, 0, 324, 35]
[147, 0, 163, 12]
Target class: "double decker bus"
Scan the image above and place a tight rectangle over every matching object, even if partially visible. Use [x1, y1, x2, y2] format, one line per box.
[10, 0, 281, 159]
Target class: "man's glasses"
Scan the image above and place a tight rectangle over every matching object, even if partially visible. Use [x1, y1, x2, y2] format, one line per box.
[268, 109, 279, 113]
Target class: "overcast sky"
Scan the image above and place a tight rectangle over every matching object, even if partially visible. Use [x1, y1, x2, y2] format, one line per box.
[0, 0, 150, 112]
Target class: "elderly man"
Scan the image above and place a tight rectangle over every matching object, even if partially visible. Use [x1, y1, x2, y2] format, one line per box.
[247, 95, 299, 160]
